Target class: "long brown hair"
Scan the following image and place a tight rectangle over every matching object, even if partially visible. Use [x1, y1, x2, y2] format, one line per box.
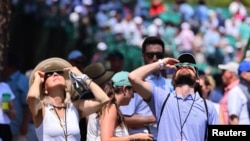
[96, 80, 125, 127]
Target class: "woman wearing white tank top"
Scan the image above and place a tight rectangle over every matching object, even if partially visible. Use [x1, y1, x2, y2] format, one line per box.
[27, 57, 110, 141]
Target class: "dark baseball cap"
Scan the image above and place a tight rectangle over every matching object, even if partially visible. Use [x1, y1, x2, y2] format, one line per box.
[175, 53, 197, 68]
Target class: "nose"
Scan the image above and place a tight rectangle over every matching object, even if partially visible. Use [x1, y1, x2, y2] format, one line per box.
[152, 55, 158, 61]
[52, 72, 61, 76]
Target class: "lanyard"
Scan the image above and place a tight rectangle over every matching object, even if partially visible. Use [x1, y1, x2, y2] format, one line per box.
[176, 93, 196, 140]
[54, 105, 68, 141]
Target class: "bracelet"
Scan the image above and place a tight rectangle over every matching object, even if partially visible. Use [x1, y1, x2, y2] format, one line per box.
[158, 59, 164, 70]
[80, 74, 89, 83]
[87, 79, 93, 88]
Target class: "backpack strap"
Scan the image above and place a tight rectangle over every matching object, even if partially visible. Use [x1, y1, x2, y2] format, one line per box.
[157, 93, 170, 130]
[203, 98, 209, 141]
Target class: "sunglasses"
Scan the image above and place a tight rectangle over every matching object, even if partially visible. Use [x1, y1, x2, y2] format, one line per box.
[145, 52, 164, 59]
[175, 63, 197, 67]
[44, 70, 64, 79]
[175, 63, 197, 71]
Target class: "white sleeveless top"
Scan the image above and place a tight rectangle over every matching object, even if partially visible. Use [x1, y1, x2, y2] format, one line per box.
[35, 103, 80, 141]
[87, 113, 129, 141]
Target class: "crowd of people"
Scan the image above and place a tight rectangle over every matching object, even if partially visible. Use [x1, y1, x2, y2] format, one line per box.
[1, 35, 250, 141]
[1, 0, 250, 141]
[10, 0, 250, 74]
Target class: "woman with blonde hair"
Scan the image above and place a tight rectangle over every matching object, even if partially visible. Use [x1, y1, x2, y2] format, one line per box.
[27, 57, 110, 141]
[199, 74, 220, 114]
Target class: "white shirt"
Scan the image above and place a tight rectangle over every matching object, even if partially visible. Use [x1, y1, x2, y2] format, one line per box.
[87, 113, 129, 141]
[0, 82, 15, 124]
[35, 103, 80, 141]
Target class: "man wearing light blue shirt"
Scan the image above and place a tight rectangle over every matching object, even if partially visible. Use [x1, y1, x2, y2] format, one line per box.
[120, 36, 173, 140]
[129, 53, 218, 141]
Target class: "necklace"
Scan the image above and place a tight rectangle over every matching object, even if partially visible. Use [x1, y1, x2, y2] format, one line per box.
[176, 93, 196, 140]
[54, 105, 68, 141]
[53, 105, 67, 109]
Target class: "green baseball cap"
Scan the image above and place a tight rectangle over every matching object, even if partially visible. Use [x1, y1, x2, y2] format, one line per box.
[111, 71, 131, 87]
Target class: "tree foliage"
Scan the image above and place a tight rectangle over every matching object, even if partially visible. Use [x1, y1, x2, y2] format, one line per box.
[0, 0, 11, 80]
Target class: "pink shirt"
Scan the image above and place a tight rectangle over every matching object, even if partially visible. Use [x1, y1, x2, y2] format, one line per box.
[219, 80, 239, 124]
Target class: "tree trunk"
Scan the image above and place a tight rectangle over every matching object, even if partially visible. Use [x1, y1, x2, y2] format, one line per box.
[0, 0, 11, 81]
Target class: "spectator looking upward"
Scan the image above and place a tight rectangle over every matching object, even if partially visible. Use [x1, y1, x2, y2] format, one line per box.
[128, 53, 218, 141]
[79, 62, 115, 141]
[26, 57, 109, 141]
[87, 71, 154, 141]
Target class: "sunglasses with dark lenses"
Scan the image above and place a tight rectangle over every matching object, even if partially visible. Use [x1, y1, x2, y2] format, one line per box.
[145, 52, 164, 59]
[44, 70, 64, 78]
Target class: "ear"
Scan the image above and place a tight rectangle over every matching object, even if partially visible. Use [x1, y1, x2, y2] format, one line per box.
[196, 79, 200, 84]
[142, 54, 146, 60]
[44, 90, 48, 95]
[122, 86, 127, 95]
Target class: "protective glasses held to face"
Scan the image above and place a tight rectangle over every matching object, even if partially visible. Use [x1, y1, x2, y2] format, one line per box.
[44, 70, 64, 79]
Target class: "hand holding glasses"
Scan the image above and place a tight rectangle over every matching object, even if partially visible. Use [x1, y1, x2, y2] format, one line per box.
[69, 71, 94, 99]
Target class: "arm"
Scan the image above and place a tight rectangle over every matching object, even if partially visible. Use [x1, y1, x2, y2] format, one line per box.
[67, 67, 110, 117]
[229, 115, 239, 125]
[227, 89, 242, 125]
[77, 78, 110, 117]
[100, 105, 153, 141]
[124, 114, 156, 128]
[128, 57, 178, 101]
[26, 71, 44, 127]
[26, 71, 43, 117]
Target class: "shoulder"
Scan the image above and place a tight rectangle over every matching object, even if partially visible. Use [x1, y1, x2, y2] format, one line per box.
[103, 103, 118, 114]
[228, 85, 243, 95]
[0, 82, 14, 95]
[203, 99, 218, 115]
[0, 82, 10, 88]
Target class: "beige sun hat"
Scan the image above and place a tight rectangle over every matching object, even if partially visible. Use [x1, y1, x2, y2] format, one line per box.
[29, 57, 73, 86]
[83, 63, 114, 86]
[29, 57, 77, 98]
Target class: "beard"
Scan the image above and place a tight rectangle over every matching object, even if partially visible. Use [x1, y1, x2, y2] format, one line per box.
[173, 72, 196, 87]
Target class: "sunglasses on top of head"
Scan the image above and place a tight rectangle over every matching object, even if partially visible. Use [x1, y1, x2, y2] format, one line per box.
[44, 70, 64, 78]
[145, 52, 164, 59]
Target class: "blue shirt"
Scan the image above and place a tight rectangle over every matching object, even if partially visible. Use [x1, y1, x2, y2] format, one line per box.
[228, 83, 250, 124]
[6, 71, 29, 134]
[149, 87, 219, 141]
[120, 73, 172, 140]
[146, 73, 173, 93]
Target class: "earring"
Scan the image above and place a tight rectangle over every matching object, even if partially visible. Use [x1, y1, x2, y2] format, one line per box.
[44, 90, 48, 95]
